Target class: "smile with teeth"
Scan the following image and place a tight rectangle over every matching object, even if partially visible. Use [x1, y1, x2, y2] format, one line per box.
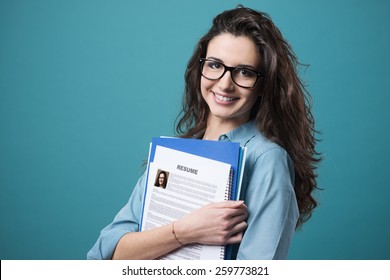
[213, 92, 238, 102]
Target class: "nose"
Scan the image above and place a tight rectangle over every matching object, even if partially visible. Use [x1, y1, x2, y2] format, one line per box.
[217, 69, 235, 91]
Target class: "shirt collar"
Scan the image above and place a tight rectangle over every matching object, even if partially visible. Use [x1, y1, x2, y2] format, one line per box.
[219, 120, 258, 147]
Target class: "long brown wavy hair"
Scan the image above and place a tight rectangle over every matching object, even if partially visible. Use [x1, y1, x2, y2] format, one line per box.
[175, 6, 321, 227]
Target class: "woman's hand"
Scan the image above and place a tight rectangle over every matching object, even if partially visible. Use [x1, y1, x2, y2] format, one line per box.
[173, 200, 248, 246]
[112, 200, 247, 259]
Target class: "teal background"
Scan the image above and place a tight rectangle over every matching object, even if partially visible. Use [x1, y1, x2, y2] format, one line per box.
[1, 0, 389, 260]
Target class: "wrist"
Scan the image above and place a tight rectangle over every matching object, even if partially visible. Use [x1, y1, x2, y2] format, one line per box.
[172, 221, 184, 246]
[172, 220, 191, 245]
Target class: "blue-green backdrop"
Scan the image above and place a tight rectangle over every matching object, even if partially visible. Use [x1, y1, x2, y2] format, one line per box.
[1, 0, 389, 259]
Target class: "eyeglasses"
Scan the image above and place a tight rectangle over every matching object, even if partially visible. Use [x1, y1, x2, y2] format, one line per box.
[199, 58, 262, 88]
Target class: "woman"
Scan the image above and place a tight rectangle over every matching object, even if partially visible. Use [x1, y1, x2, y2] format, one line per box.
[154, 170, 167, 188]
[87, 6, 320, 260]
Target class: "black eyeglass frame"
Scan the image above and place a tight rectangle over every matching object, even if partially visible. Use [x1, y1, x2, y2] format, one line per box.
[199, 58, 263, 89]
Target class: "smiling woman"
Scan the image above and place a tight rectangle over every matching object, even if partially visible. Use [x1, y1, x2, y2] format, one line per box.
[200, 34, 262, 135]
[87, 6, 321, 260]
[154, 170, 168, 188]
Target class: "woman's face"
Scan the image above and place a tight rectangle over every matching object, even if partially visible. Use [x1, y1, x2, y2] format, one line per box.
[201, 33, 261, 127]
[158, 173, 165, 185]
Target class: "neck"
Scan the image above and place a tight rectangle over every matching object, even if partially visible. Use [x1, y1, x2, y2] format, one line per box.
[202, 116, 248, 140]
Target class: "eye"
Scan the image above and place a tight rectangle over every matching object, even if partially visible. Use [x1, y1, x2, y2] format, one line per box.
[206, 61, 222, 70]
[236, 68, 256, 78]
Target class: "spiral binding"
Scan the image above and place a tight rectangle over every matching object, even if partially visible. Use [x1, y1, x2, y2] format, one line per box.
[221, 168, 234, 259]
[224, 168, 234, 200]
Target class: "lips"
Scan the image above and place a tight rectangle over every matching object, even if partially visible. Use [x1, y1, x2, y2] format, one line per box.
[213, 92, 239, 102]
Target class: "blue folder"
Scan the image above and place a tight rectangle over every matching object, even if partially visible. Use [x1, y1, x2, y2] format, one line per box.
[143, 137, 246, 259]
[149, 137, 244, 200]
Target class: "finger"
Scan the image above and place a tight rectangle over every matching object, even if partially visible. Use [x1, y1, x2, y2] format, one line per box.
[223, 206, 248, 219]
[230, 220, 247, 235]
[210, 200, 245, 209]
[226, 231, 244, 244]
[228, 200, 246, 208]
[224, 223, 247, 245]
[225, 213, 248, 230]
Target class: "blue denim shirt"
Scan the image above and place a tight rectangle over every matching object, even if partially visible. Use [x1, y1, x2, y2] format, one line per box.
[87, 120, 298, 260]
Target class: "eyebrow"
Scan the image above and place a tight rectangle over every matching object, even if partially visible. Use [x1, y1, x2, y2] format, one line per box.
[206, 56, 257, 70]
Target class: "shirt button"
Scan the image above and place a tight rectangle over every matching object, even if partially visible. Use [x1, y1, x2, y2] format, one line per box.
[219, 135, 227, 141]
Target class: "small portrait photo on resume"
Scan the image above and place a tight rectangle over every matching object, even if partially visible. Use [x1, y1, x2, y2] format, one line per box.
[154, 169, 169, 189]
